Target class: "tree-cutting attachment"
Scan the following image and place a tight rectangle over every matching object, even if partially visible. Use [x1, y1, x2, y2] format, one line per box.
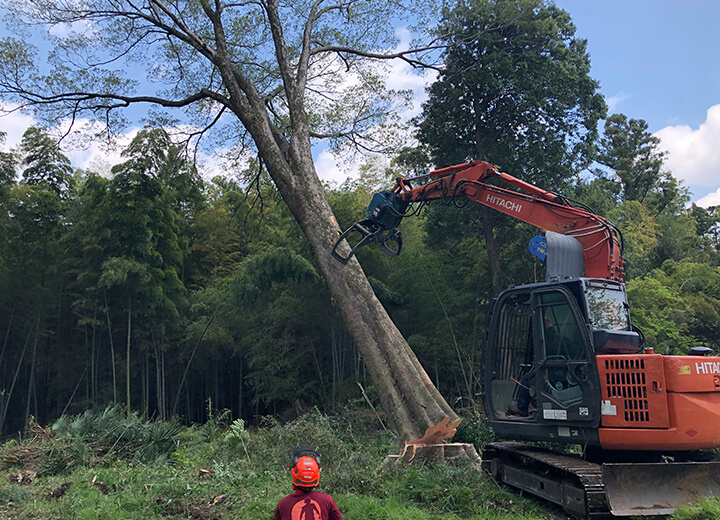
[334, 160, 720, 517]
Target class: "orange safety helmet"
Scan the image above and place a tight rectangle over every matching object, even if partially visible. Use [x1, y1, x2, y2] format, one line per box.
[291, 445, 321, 488]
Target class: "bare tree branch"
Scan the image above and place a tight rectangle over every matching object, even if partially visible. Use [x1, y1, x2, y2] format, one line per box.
[6, 88, 227, 111]
[311, 43, 446, 70]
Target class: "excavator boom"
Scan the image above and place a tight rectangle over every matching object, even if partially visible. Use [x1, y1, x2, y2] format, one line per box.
[332, 161, 624, 281]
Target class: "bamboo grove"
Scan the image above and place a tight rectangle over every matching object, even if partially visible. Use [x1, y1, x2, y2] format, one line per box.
[1, 120, 719, 437]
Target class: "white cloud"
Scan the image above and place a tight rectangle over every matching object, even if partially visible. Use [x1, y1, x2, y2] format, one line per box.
[696, 188, 720, 208]
[1, 105, 226, 179]
[655, 104, 720, 188]
[311, 28, 437, 186]
[61, 126, 141, 174]
[1, 103, 138, 174]
[0, 105, 37, 149]
[3, 27, 437, 187]
[195, 146, 252, 182]
[47, 19, 96, 38]
[605, 91, 630, 112]
[385, 28, 438, 122]
[315, 148, 356, 186]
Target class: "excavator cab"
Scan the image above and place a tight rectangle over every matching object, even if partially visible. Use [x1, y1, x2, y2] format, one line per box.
[483, 277, 720, 517]
[484, 278, 638, 447]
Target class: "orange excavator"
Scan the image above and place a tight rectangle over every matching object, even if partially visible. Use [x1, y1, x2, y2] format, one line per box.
[333, 161, 720, 518]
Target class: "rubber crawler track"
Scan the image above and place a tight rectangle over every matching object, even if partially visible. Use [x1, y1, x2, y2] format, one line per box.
[482, 442, 611, 518]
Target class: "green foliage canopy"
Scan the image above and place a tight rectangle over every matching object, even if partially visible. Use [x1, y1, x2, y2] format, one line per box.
[419, 0, 606, 181]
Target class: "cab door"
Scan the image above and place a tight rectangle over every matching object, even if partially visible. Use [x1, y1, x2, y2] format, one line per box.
[531, 287, 600, 426]
[483, 288, 535, 420]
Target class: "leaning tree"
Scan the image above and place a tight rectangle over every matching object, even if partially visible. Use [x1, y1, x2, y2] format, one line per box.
[0, 0, 470, 440]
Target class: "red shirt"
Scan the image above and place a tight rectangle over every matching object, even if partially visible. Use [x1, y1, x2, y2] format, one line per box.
[273, 488, 342, 520]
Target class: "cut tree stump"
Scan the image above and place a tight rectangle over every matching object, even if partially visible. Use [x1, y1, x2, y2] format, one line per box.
[387, 443, 481, 465]
[385, 416, 482, 465]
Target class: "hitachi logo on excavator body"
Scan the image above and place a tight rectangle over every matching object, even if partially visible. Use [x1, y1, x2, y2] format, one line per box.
[696, 361, 720, 375]
[486, 194, 522, 213]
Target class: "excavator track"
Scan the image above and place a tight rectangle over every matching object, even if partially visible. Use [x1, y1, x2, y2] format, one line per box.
[482, 442, 611, 518]
[482, 442, 720, 518]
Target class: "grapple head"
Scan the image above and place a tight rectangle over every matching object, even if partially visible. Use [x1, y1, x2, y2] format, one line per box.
[332, 190, 409, 264]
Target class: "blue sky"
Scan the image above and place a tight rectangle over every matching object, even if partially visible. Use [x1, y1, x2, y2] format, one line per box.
[2, 0, 719, 206]
[553, 0, 720, 206]
[300, 1, 720, 207]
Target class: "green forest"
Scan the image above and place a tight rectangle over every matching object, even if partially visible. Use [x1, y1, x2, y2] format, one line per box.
[0, 0, 719, 441]
[1, 117, 719, 437]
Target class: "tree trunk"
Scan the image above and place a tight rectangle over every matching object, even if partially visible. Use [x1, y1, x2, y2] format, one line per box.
[265, 152, 459, 441]
[153, 337, 164, 420]
[474, 110, 502, 297]
[0, 306, 14, 370]
[1, 321, 33, 434]
[481, 206, 502, 297]
[389, 443, 482, 465]
[91, 308, 97, 403]
[24, 317, 40, 431]
[144, 352, 149, 416]
[126, 295, 132, 414]
[161, 348, 166, 421]
[213, 25, 461, 442]
[105, 295, 118, 403]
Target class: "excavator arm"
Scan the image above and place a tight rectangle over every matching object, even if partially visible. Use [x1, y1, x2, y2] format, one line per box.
[333, 160, 625, 281]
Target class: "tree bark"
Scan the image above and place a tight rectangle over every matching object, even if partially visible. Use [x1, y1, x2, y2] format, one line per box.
[210, 60, 459, 438]
[24, 317, 40, 431]
[3, 0, 465, 444]
[481, 206, 502, 297]
[207, 23, 461, 441]
[389, 443, 482, 465]
[259, 141, 458, 440]
[1, 321, 33, 434]
[474, 102, 502, 297]
[104, 295, 118, 404]
[126, 295, 132, 414]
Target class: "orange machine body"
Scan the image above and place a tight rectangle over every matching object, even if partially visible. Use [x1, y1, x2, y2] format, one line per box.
[597, 354, 720, 450]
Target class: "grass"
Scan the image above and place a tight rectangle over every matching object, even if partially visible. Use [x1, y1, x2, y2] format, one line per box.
[0, 407, 717, 519]
[671, 498, 720, 520]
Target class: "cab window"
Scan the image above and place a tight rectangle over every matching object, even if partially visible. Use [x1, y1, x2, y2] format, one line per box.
[585, 285, 630, 331]
[537, 291, 586, 405]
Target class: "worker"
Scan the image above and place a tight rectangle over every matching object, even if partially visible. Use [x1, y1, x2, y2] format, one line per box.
[507, 309, 586, 416]
[507, 373, 531, 417]
[273, 445, 343, 520]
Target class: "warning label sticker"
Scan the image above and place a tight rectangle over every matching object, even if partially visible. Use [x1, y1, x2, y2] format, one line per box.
[601, 400, 617, 416]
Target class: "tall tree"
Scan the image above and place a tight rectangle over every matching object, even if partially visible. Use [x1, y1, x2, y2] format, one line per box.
[63, 171, 118, 405]
[0, 0, 460, 440]
[596, 114, 679, 215]
[19, 127, 74, 195]
[187, 176, 254, 288]
[627, 259, 720, 354]
[0, 127, 73, 432]
[593, 113, 697, 277]
[690, 204, 720, 261]
[100, 134, 186, 414]
[0, 132, 14, 195]
[416, 0, 606, 295]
